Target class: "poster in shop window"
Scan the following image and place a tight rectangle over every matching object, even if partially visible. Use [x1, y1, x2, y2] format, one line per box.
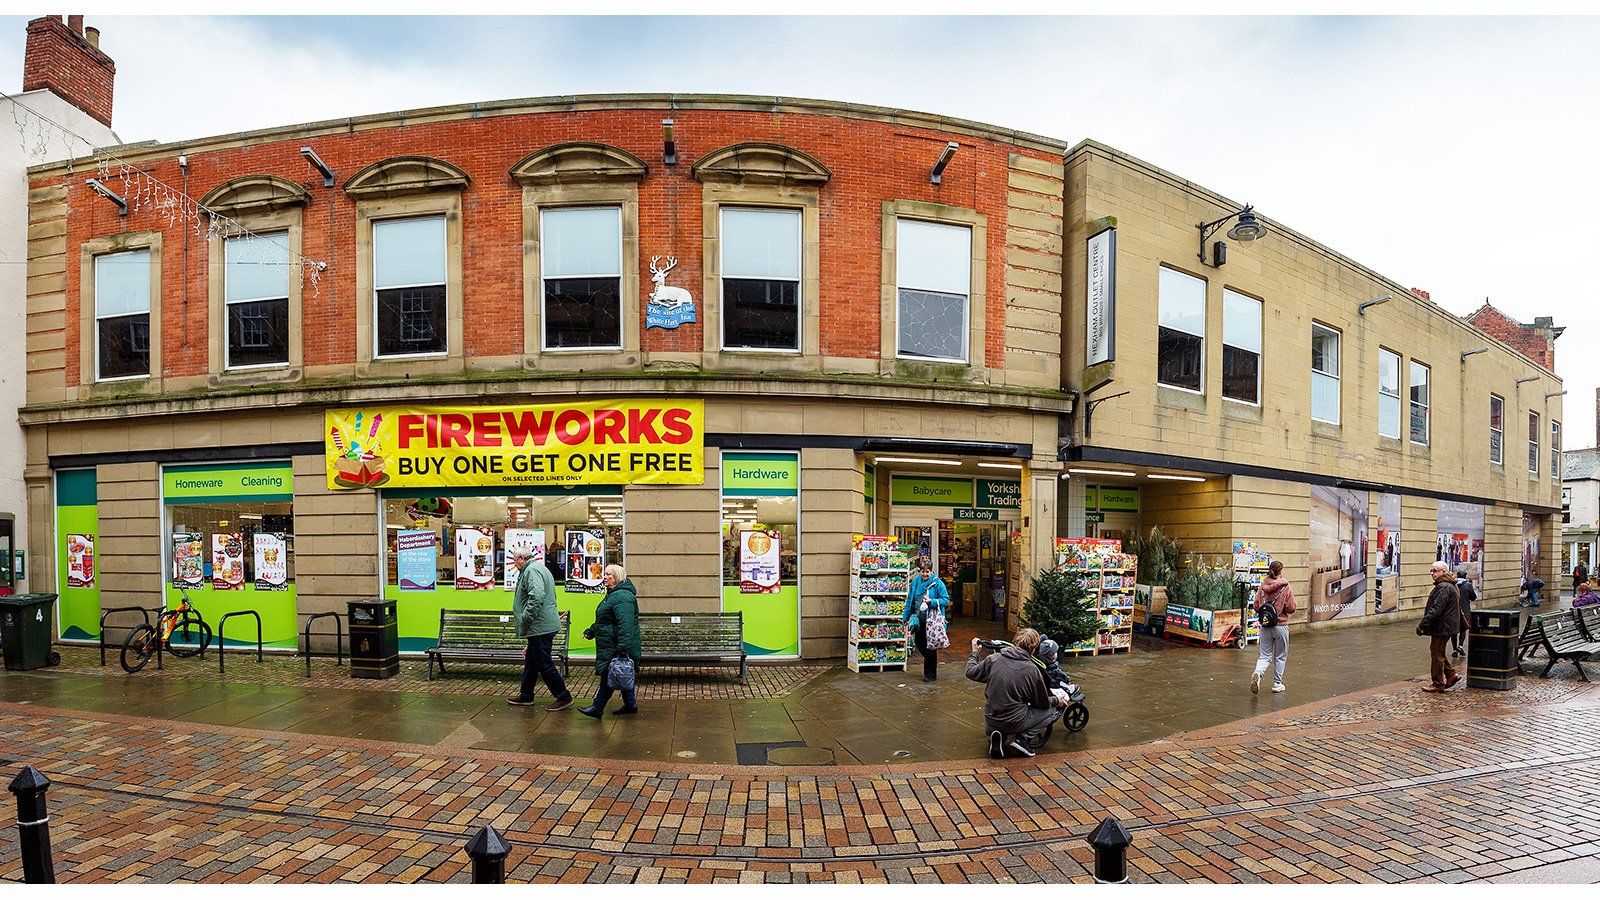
[1436, 501, 1485, 594]
[454, 526, 495, 591]
[565, 529, 605, 594]
[254, 532, 288, 591]
[740, 529, 782, 594]
[66, 533, 95, 589]
[212, 532, 245, 591]
[396, 529, 438, 592]
[504, 528, 547, 593]
[172, 532, 204, 587]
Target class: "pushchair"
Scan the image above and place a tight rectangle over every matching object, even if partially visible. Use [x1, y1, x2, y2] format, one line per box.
[976, 635, 1089, 750]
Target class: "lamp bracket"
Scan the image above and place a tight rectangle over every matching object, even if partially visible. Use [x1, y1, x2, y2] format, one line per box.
[1197, 204, 1252, 267]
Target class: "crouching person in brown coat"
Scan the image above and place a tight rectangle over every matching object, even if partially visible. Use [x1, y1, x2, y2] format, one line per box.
[1418, 562, 1464, 692]
[965, 628, 1066, 759]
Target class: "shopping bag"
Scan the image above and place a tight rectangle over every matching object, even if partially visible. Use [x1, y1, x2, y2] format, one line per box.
[925, 608, 950, 650]
[607, 654, 636, 691]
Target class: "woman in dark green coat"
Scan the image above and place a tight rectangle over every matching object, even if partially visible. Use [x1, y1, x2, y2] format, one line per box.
[579, 564, 641, 718]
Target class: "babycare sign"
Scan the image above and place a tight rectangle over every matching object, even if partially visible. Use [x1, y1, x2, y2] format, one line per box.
[326, 400, 704, 490]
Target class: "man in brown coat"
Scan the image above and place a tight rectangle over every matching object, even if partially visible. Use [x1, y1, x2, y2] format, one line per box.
[1417, 562, 1463, 692]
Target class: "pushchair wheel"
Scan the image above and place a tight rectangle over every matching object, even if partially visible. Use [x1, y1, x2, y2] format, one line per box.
[1063, 701, 1089, 732]
[1022, 724, 1053, 750]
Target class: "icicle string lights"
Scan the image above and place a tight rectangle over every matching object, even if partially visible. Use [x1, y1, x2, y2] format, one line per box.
[2, 89, 328, 294]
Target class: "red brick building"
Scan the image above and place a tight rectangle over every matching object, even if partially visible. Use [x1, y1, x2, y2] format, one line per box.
[24, 94, 1071, 663]
[1466, 302, 1563, 371]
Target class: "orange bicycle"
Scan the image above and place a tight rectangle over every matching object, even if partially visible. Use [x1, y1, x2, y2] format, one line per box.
[120, 586, 211, 672]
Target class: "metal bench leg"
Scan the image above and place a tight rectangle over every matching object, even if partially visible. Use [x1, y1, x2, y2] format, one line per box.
[740, 657, 747, 686]
[428, 656, 435, 681]
[1542, 657, 1556, 678]
[1575, 659, 1591, 683]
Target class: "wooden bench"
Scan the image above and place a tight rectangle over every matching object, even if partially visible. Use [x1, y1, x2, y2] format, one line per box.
[426, 609, 569, 681]
[1574, 605, 1600, 643]
[1516, 609, 1573, 662]
[637, 612, 747, 684]
[1521, 610, 1600, 682]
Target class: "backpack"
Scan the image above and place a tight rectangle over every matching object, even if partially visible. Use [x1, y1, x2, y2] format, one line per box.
[1257, 591, 1280, 628]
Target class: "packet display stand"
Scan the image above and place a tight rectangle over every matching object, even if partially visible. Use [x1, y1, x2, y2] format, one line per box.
[1231, 543, 1271, 646]
[1055, 538, 1137, 657]
[848, 535, 910, 673]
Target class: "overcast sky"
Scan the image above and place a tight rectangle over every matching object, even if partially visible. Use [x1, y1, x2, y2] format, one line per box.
[5, 14, 1596, 448]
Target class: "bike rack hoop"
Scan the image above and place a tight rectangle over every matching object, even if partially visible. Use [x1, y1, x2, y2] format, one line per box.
[98, 606, 152, 667]
[302, 611, 345, 677]
[217, 610, 263, 674]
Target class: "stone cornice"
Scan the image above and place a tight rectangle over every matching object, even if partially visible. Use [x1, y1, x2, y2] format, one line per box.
[19, 372, 1073, 427]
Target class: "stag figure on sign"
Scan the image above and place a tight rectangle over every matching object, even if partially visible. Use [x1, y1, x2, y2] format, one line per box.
[649, 257, 693, 310]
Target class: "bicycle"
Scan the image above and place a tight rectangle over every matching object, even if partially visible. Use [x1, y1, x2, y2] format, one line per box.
[120, 586, 212, 672]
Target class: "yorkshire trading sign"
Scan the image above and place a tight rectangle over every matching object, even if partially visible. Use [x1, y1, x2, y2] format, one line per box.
[325, 400, 704, 490]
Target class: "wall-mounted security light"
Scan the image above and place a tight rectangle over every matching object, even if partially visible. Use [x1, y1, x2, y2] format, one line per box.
[1546, 391, 1567, 400]
[1461, 346, 1490, 361]
[1517, 376, 1540, 386]
[85, 178, 126, 216]
[1197, 204, 1265, 268]
[1358, 294, 1393, 315]
[931, 142, 958, 185]
[300, 146, 336, 187]
[663, 119, 676, 165]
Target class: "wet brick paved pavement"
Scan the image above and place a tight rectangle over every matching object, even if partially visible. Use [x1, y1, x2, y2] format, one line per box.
[5, 613, 1600, 883]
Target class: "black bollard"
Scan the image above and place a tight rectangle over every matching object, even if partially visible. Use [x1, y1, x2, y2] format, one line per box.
[9, 765, 56, 884]
[1086, 816, 1132, 884]
[464, 824, 511, 884]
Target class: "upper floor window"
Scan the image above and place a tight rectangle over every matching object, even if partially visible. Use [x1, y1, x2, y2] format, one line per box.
[95, 249, 151, 380]
[896, 219, 971, 363]
[1553, 421, 1562, 481]
[1378, 348, 1402, 439]
[1310, 324, 1340, 424]
[1529, 411, 1540, 474]
[1489, 394, 1504, 464]
[1221, 289, 1260, 405]
[224, 233, 291, 369]
[373, 216, 447, 357]
[721, 207, 801, 351]
[1157, 266, 1204, 393]
[1409, 361, 1430, 445]
[541, 207, 622, 350]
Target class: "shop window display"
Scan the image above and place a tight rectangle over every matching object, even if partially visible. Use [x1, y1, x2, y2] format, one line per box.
[379, 492, 624, 653]
[720, 450, 800, 657]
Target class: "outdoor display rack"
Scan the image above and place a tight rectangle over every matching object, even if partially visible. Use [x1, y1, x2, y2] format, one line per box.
[1055, 538, 1137, 656]
[848, 534, 910, 673]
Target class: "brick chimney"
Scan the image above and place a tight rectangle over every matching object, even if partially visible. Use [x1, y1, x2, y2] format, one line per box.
[21, 15, 115, 127]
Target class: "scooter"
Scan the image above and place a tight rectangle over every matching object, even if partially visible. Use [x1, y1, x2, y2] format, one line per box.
[976, 636, 1089, 750]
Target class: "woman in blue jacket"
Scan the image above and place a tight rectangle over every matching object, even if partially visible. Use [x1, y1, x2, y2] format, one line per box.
[902, 559, 951, 682]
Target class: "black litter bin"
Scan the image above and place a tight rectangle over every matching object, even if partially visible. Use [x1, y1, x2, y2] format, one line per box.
[348, 599, 399, 679]
[0, 593, 61, 671]
[1467, 608, 1521, 690]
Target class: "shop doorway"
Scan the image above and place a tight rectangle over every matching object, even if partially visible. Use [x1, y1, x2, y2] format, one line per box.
[894, 519, 1013, 623]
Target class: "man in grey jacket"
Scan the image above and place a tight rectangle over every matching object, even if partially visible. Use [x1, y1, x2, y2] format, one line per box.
[509, 548, 573, 710]
[965, 628, 1067, 759]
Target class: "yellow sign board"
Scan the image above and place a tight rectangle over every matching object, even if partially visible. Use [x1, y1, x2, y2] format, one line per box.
[325, 400, 705, 490]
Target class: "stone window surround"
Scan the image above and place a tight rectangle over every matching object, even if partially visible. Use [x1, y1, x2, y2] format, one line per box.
[78, 230, 163, 396]
[878, 200, 987, 370]
[351, 193, 464, 373]
[512, 142, 646, 371]
[206, 214, 305, 382]
[694, 143, 829, 369]
[345, 156, 468, 374]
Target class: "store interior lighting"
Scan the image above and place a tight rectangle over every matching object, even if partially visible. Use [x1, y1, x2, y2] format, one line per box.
[1067, 468, 1137, 477]
[1147, 473, 1206, 482]
[873, 456, 962, 466]
[977, 462, 1023, 469]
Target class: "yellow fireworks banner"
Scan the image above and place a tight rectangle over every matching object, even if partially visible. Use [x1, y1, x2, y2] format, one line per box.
[325, 400, 705, 490]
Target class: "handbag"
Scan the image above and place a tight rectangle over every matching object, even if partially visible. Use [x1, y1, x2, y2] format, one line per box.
[925, 606, 950, 650]
[607, 653, 636, 691]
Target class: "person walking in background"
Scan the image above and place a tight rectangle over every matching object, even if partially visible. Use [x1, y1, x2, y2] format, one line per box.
[1419, 562, 1463, 692]
[1249, 560, 1297, 695]
[508, 549, 573, 711]
[1573, 561, 1588, 597]
[1451, 568, 1476, 659]
[579, 564, 641, 718]
[903, 559, 951, 682]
